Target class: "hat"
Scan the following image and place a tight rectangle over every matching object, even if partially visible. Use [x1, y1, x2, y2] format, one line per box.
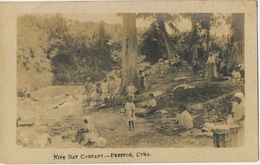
[86, 77, 91, 81]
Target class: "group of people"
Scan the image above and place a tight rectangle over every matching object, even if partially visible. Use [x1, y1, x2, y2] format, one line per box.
[141, 58, 181, 77]
[84, 75, 121, 108]
[205, 52, 244, 81]
[79, 53, 245, 144]
[123, 92, 157, 131]
[83, 71, 149, 108]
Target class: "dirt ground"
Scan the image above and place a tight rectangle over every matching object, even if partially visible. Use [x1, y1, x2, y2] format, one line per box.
[16, 73, 244, 148]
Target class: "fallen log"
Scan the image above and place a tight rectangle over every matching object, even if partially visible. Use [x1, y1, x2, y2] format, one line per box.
[18, 123, 34, 127]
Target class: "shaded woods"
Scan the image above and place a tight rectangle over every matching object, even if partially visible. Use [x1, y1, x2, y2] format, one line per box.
[17, 13, 244, 92]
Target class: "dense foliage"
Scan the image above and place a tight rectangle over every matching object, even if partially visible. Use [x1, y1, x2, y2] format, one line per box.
[17, 14, 122, 91]
[17, 13, 244, 91]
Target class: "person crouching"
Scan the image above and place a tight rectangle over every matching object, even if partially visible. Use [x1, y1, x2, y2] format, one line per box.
[176, 105, 193, 129]
[78, 119, 98, 145]
[145, 93, 157, 116]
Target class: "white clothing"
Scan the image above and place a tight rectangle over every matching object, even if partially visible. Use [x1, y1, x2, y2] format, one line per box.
[148, 99, 157, 107]
[232, 71, 241, 79]
[238, 64, 245, 71]
[126, 85, 137, 93]
[109, 79, 116, 97]
[176, 111, 193, 129]
[144, 77, 148, 90]
[126, 85, 137, 100]
[125, 102, 136, 122]
[207, 55, 216, 64]
[82, 118, 99, 143]
[115, 78, 121, 87]
[232, 92, 245, 146]
[232, 92, 245, 121]
[100, 81, 109, 99]
[57, 95, 74, 108]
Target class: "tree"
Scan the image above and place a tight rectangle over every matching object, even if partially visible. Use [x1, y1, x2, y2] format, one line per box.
[121, 13, 138, 93]
[155, 13, 176, 59]
[139, 23, 167, 64]
[190, 15, 198, 63]
[189, 14, 212, 62]
[227, 13, 244, 69]
[17, 14, 57, 90]
[137, 13, 177, 60]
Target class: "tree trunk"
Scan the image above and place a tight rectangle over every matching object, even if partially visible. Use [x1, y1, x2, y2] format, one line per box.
[191, 18, 197, 63]
[155, 13, 175, 59]
[121, 13, 138, 94]
[206, 30, 210, 55]
[228, 13, 244, 69]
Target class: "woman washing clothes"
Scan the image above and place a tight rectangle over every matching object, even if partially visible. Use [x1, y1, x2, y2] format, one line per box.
[176, 105, 193, 129]
[79, 117, 99, 145]
[231, 92, 245, 146]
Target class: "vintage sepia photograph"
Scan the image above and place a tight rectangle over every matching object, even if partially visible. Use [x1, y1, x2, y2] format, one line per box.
[16, 13, 246, 148]
[0, 0, 258, 163]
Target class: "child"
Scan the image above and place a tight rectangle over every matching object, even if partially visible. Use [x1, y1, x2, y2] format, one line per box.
[148, 93, 157, 108]
[100, 77, 110, 107]
[143, 75, 148, 91]
[124, 96, 136, 131]
[126, 81, 137, 100]
[109, 76, 116, 107]
[145, 93, 157, 116]
[85, 77, 93, 106]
